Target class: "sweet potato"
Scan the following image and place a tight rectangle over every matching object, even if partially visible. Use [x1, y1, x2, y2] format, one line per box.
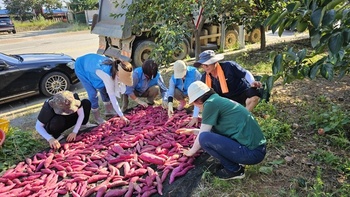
[124, 182, 134, 197]
[156, 175, 163, 195]
[87, 174, 108, 184]
[44, 153, 54, 168]
[139, 153, 165, 165]
[105, 188, 128, 197]
[95, 185, 107, 197]
[0, 184, 16, 193]
[141, 188, 157, 197]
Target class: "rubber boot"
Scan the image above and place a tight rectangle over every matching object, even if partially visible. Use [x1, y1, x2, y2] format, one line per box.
[92, 108, 106, 125]
[103, 102, 116, 116]
[121, 94, 129, 112]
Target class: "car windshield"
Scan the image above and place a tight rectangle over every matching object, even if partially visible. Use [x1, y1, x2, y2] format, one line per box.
[0, 53, 23, 63]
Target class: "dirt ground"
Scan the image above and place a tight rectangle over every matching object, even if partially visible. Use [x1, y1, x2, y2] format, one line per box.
[246, 75, 350, 196]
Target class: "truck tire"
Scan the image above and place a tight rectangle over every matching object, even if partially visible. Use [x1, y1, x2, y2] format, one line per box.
[225, 30, 238, 49]
[133, 40, 156, 67]
[249, 28, 261, 43]
[172, 39, 189, 62]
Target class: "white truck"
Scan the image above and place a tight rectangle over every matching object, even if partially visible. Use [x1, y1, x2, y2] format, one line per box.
[91, 0, 261, 67]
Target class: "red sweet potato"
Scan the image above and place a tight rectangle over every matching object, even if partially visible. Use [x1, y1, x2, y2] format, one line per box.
[141, 188, 157, 197]
[0, 184, 16, 193]
[156, 175, 163, 195]
[44, 153, 54, 168]
[87, 174, 108, 184]
[139, 152, 165, 165]
[95, 185, 107, 197]
[125, 168, 148, 178]
[104, 188, 128, 197]
[161, 168, 170, 183]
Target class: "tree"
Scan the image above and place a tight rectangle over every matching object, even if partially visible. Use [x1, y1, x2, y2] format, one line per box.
[241, 0, 287, 50]
[4, 0, 62, 21]
[4, 0, 35, 21]
[67, 0, 98, 13]
[264, 0, 349, 92]
[113, 0, 245, 65]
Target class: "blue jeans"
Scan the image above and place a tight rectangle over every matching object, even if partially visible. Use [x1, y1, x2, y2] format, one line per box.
[77, 74, 110, 109]
[199, 132, 266, 172]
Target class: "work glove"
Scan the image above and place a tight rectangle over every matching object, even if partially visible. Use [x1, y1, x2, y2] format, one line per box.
[135, 98, 148, 108]
[168, 102, 174, 117]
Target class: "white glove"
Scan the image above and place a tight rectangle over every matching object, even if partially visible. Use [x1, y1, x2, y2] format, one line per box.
[168, 102, 174, 117]
[135, 98, 148, 107]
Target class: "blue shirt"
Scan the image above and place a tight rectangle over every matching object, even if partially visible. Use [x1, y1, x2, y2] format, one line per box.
[125, 67, 168, 101]
[75, 53, 112, 89]
[168, 66, 201, 97]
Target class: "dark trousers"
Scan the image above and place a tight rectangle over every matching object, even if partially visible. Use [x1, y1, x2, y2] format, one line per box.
[199, 132, 266, 172]
[45, 99, 91, 138]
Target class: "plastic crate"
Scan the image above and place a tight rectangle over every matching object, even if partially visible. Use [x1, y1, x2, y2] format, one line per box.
[0, 118, 9, 134]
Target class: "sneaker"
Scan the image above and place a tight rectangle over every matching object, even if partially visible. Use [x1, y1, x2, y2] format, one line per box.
[215, 166, 245, 180]
[80, 122, 97, 130]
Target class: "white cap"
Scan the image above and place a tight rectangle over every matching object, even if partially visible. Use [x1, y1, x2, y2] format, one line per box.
[188, 81, 210, 104]
[173, 60, 187, 79]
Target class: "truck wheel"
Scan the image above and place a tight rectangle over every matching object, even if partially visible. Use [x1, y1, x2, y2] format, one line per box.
[225, 30, 238, 49]
[133, 40, 156, 67]
[249, 28, 261, 43]
[172, 39, 189, 62]
[40, 72, 70, 97]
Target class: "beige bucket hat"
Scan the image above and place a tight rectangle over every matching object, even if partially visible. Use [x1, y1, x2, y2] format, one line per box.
[49, 91, 81, 115]
[188, 81, 210, 104]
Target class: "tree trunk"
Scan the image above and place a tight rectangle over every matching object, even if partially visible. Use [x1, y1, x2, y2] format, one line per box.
[260, 25, 266, 50]
[194, 16, 206, 61]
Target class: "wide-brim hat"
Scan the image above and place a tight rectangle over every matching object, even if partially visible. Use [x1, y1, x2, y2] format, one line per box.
[118, 62, 133, 86]
[49, 91, 81, 115]
[193, 50, 224, 68]
[174, 60, 187, 79]
[188, 81, 210, 104]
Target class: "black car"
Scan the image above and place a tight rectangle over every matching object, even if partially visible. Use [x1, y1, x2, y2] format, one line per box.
[0, 52, 79, 104]
[0, 15, 16, 34]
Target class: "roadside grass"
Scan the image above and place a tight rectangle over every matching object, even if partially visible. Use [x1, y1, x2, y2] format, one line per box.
[1, 37, 350, 196]
[13, 16, 90, 32]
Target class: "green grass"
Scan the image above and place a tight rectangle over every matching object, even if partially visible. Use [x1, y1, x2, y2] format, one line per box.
[0, 127, 47, 172]
[13, 16, 90, 32]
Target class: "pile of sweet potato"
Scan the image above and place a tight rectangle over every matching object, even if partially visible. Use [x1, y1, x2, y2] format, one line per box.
[0, 106, 200, 197]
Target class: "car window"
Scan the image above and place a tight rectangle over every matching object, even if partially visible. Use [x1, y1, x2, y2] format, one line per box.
[0, 53, 21, 64]
[0, 17, 11, 23]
